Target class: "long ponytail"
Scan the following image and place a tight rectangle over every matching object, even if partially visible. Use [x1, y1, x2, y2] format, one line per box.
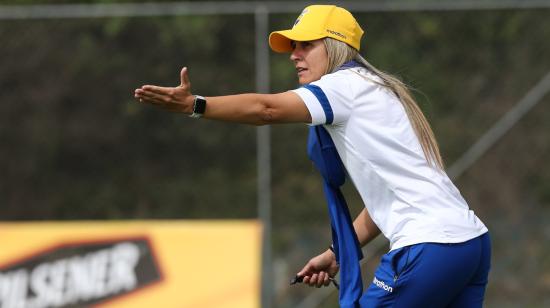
[323, 38, 445, 170]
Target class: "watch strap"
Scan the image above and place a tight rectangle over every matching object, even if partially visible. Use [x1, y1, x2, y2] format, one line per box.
[189, 95, 206, 118]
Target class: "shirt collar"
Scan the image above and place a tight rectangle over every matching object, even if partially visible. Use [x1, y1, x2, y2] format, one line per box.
[334, 60, 365, 72]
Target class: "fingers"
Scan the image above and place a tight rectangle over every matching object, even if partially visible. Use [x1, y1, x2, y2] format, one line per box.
[141, 85, 173, 95]
[297, 260, 316, 278]
[134, 88, 166, 105]
[295, 258, 335, 288]
[300, 271, 332, 288]
[180, 67, 190, 86]
[316, 272, 330, 288]
[134, 67, 191, 108]
[135, 86, 179, 104]
[323, 273, 331, 287]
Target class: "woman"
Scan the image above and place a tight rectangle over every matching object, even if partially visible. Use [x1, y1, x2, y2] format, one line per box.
[135, 5, 491, 307]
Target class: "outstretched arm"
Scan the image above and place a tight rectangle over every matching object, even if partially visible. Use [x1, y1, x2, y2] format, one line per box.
[134, 67, 311, 125]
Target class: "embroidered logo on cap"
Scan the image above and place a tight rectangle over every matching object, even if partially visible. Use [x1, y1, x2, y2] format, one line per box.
[327, 29, 347, 39]
[293, 8, 309, 27]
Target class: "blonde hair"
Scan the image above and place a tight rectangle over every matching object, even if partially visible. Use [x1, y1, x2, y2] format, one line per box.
[323, 37, 445, 170]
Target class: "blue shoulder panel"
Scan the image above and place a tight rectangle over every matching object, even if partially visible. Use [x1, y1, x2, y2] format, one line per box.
[303, 84, 334, 125]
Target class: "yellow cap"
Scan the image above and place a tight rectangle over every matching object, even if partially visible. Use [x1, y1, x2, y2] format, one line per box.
[269, 5, 364, 53]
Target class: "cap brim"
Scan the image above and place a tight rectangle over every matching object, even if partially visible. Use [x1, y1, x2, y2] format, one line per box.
[269, 29, 326, 53]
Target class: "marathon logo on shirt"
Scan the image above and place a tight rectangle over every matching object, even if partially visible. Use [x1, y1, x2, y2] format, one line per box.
[0, 238, 162, 308]
[373, 276, 393, 293]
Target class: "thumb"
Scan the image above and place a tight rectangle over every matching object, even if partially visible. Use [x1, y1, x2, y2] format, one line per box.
[297, 263, 313, 277]
[180, 67, 190, 86]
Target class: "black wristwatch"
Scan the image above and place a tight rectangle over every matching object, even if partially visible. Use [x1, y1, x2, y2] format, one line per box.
[189, 95, 207, 118]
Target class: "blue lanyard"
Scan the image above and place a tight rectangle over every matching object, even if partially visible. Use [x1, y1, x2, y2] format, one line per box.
[306, 60, 366, 307]
[335, 60, 365, 72]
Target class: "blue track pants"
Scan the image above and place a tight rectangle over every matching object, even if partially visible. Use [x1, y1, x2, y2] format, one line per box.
[360, 232, 491, 307]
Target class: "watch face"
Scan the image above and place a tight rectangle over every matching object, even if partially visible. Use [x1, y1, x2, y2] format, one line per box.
[194, 97, 207, 114]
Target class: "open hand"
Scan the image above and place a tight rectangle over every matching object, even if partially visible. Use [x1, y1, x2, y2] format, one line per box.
[134, 67, 194, 113]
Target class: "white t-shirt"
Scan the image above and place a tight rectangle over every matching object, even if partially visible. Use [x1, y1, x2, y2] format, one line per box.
[292, 66, 488, 251]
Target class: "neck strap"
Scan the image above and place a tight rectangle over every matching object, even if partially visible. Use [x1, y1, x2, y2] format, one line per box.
[335, 60, 365, 72]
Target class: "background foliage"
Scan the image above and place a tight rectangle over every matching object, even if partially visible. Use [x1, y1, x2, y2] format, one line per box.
[0, 1, 549, 307]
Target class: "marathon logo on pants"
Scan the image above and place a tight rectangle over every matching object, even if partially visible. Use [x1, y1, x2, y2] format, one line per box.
[0, 237, 162, 308]
[373, 276, 393, 293]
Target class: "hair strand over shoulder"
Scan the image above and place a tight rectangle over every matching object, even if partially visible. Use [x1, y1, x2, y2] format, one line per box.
[323, 37, 445, 170]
